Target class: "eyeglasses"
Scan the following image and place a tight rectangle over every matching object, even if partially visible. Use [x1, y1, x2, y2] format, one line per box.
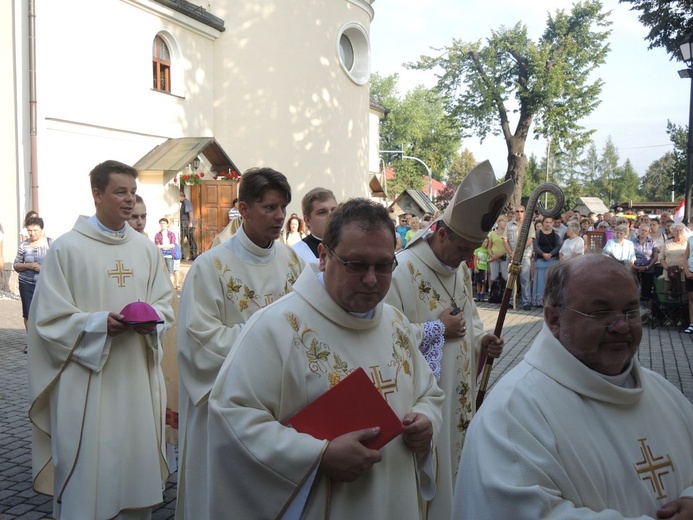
[324, 245, 398, 275]
[557, 305, 641, 327]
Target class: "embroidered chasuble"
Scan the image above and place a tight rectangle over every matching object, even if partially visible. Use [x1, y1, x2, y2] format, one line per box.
[28, 216, 174, 520]
[207, 264, 444, 519]
[455, 324, 693, 519]
[385, 237, 485, 519]
[176, 225, 304, 519]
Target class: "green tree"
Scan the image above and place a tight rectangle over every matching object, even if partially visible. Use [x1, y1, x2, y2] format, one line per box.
[371, 73, 462, 196]
[579, 142, 601, 192]
[386, 161, 424, 197]
[410, 1, 611, 206]
[446, 148, 477, 189]
[594, 136, 620, 204]
[640, 152, 677, 201]
[522, 154, 544, 197]
[619, 0, 693, 58]
[612, 159, 640, 203]
[667, 120, 688, 194]
[550, 146, 584, 211]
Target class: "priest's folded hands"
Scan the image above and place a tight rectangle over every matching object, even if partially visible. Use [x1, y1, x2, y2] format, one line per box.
[107, 312, 158, 336]
[439, 307, 467, 338]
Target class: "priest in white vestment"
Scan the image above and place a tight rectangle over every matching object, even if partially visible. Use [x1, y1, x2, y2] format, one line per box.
[386, 160, 512, 519]
[291, 186, 337, 265]
[176, 167, 304, 519]
[28, 161, 174, 520]
[455, 254, 693, 519]
[207, 199, 444, 519]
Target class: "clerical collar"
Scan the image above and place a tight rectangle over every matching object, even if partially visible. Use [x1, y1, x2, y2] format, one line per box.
[226, 224, 276, 265]
[596, 359, 636, 389]
[238, 223, 274, 257]
[89, 215, 126, 238]
[316, 272, 375, 319]
[424, 234, 457, 272]
[303, 234, 322, 257]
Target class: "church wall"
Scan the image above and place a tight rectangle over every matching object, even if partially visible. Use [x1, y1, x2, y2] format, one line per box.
[31, 0, 220, 237]
[0, 1, 21, 261]
[9, 0, 377, 239]
[211, 0, 374, 214]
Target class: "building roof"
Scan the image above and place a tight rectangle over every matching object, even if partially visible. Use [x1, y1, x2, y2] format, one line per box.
[389, 189, 439, 215]
[572, 197, 610, 215]
[133, 137, 240, 174]
[153, 0, 225, 31]
[383, 167, 446, 197]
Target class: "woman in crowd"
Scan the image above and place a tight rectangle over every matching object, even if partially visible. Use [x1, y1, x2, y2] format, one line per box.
[602, 224, 636, 267]
[682, 228, 693, 333]
[559, 221, 584, 260]
[487, 215, 511, 297]
[20, 210, 38, 242]
[154, 217, 177, 276]
[579, 218, 592, 237]
[632, 223, 659, 308]
[532, 216, 562, 307]
[282, 215, 306, 247]
[13, 216, 52, 331]
[404, 216, 421, 245]
[649, 218, 665, 277]
[660, 222, 689, 301]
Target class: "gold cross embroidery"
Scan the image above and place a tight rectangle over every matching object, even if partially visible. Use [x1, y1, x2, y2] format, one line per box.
[369, 366, 397, 401]
[634, 438, 674, 500]
[108, 260, 134, 287]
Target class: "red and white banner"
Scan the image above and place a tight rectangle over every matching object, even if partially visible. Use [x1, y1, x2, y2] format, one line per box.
[673, 198, 685, 223]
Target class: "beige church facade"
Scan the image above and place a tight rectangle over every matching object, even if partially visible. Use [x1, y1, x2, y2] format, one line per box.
[1, 0, 383, 260]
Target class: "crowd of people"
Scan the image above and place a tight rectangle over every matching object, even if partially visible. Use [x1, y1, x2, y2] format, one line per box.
[17, 158, 693, 519]
[464, 206, 693, 321]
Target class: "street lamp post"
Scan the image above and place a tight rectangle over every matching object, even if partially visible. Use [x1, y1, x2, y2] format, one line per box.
[380, 150, 434, 201]
[403, 155, 433, 201]
[678, 31, 693, 224]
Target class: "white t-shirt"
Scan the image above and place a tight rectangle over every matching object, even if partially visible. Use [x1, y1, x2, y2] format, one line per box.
[559, 236, 584, 260]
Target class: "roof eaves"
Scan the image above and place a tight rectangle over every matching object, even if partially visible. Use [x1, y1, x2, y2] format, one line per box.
[153, 0, 225, 32]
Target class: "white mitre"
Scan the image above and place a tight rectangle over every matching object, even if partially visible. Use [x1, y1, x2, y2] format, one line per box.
[408, 160, 514, 247]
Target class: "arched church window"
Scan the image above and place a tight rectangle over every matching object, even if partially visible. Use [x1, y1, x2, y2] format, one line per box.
[153, 35, 171, 92]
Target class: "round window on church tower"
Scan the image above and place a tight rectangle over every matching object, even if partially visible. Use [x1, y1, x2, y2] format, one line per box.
[337, 23, 370, 85]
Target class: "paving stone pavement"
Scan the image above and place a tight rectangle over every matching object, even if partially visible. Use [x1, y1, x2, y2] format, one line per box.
[1, 295, 692, 519]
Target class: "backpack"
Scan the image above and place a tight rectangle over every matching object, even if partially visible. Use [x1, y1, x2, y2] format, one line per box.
[488, 275, 506, 304]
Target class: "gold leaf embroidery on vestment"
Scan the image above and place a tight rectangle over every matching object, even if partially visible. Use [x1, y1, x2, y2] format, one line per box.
[388, 315, 415, 381]
[408, 261, 443, 309]
[287, 313, 300, 332]
[214, 255, 291, 312]
[634, 438, 674, 500]
[287, 314, 342, 378]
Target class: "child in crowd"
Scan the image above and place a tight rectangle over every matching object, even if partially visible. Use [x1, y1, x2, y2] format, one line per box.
[474, 238, 490, 301]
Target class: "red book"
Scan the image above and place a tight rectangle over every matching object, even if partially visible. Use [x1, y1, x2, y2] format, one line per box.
[283, 367, 404, 450]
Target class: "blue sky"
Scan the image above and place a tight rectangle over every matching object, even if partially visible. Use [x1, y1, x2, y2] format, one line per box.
[369, 0, 689, 182]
